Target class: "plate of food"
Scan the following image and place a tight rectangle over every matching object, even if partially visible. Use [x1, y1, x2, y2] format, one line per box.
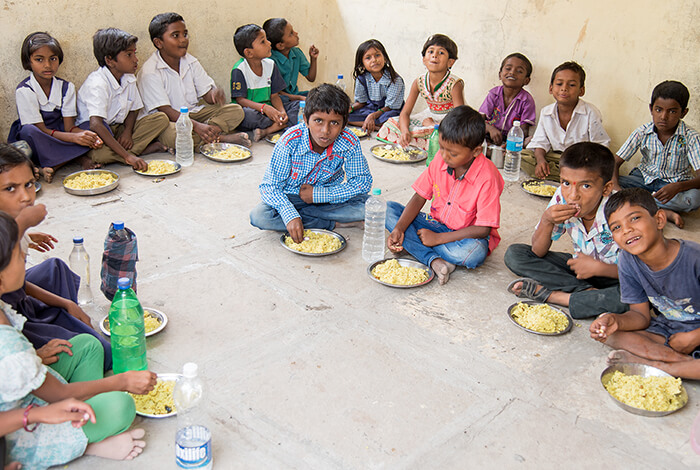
[100, 307, 168, 338]
[134, 159, 181, 177]
[62, 169, 119, 196]
[199, 143, 252, 162]
[367, 258, 434, 288]
[265, 133, 283, 145]
[279, 229, 346, 256]
[130, 373, 180, 418]
[370, 144, 427, 164]
[521, 179, 558, 198]
[347, 126, 369, 139]
[600, 363, 688, 417]
[507, 301, 572, 335]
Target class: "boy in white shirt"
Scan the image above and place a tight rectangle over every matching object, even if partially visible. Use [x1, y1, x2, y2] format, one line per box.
[77, 28, 169, 170]
[138, 12, 249, 148]
[522, 61, 611, 181]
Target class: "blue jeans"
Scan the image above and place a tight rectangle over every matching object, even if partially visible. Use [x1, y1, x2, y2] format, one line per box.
[619, 168, 700, 212]
[385, 201, 489, 268]
[250, 194, 368, 232]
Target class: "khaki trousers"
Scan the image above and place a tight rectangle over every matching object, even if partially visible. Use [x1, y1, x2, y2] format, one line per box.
[159, 103, 245, 148]
[520, 149, 561, 182]
[89, 112, 170, 165]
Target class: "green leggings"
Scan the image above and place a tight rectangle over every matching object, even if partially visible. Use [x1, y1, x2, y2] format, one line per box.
[48, 334, 136, 443]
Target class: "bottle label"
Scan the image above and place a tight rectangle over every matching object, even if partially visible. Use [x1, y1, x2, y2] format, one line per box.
[176, 425, 212, 469]
[506, 138, 523, 152]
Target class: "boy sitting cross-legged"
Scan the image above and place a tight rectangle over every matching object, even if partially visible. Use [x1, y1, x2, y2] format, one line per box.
[386, 105, 504, 285]
[591, 188, 700, 380]
[505, 142, 628, 319]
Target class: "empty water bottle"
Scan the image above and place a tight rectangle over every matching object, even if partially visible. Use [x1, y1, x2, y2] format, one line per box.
[426, 124, 440, 166]
[362, 188, 387, 263]
[69, 237, 93, 306]
[335, 74, 347, 94]
[108, 277, 147, 374]
[176, 107, 194, 167]
[174, 363, 213, 470]
[298, 101, 306, 127]
[503, 120, 524, 182]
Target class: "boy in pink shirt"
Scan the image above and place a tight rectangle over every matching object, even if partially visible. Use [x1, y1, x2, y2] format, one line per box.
[386, 106, 504, 284]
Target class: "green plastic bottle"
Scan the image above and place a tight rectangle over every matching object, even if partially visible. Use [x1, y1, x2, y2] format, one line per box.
[108, 277, 147, 374]
[426, 124, 440, 166]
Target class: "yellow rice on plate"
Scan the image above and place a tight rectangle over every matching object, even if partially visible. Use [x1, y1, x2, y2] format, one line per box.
[510, 302, 569, 333]
[105, 310, 162, 334]
[372, 145, 417, 161]
[130, 379, 176, 415]
[348, 127, 367, 138]
[268, 134, 281, 143]
[371, 259, 429, 286]
[210, 146, 251, 160]
[284, 230, 342, 253]
[523, 181, 557, 196]
[604, 370, 684, 412]
[64, 172, 116, 190]
[140, 160, 177, 175]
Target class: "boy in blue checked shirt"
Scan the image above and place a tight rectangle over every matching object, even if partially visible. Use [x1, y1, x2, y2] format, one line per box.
[249, 84, 372, 243]
[613, 80, 700, 228]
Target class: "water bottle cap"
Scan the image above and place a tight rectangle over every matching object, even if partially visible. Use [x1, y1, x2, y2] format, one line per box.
[337, 74, 343, 79]
[113, 221, 125, 230]
[434, 124, 439, 130]
[117, 277, 131, 289]
[513, 120, 520, 126]
[180, 107, 189, 113]
[372, 188, 381, 195]
[183, 362, 198, 378]
[73, 236, 84, 244]
[299, 101, 305, 108]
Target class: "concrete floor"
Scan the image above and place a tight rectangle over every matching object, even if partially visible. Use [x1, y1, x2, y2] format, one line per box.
[32, 135, 700, 469]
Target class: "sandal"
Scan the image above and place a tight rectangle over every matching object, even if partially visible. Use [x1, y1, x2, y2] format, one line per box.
[506, 278, 551, 303]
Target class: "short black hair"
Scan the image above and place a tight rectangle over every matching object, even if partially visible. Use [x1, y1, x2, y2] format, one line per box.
[262, 18, 287, 51]
[604, 188, 659, 223]
[500, 52, 532, 78]
[651, 80, 690, 110]
[233, 24, 262, 57]
[21, 32, 63, 71]
[304, 84, 351, 127]
[438, 105, 485, 149]
[550, 61, 585, 88]
[0, 143, 34, 175]
[92, 28, 138, 67]
[421, 34, 458, 61]
[148, 12, 185, 44]
[559, 142, 615, 183]
[0, 211, 19, 272]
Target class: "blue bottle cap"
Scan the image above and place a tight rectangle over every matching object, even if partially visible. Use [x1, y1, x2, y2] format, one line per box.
[117, 277, 131, 289]
[180, 106, 189, 113]
[372, 188, 381, 195]
[337, 74, 343, 79]
[73, 236, 84, 244]
[434, 124, 439, 130]
[113, 221, 125, 230]
[300, 101, 305, 109]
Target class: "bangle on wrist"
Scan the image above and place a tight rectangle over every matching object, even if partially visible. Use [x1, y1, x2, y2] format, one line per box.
[260, 104, 266, 114]
[50, 129, 56, 137]
[70, 126, 79, 132]
[23, 404, 38, 432]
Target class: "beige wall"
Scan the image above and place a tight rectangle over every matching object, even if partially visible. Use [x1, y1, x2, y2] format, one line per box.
[1, 0, 698, 154]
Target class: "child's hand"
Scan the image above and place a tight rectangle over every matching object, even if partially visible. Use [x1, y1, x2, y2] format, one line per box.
[589, 313, 618, 342]
[122, 370, 158, 395]
[124, 154, 148, 171]
[117, 132, 133, 150]
[72, 130, 100, 148]
[309, 45, 319, 59]
[263, 105, 284, 124]
[65, 301, 92, 327]
[486, 125, 502, 145]
[193, 121, 221, 144]
[286, 218, 305, 243]
[398, 130, 412, 148]
[211, 87, 226, 105]
[653, 183, 682, 204]
[417, 228, 442, 247]
[36, 398, 96, 427]
[278, 110, 289, 126]
[566, 253, 600, 279]
[543, 203, 579, 225]
[387, 229, 404, 252]
[299, 184, 314, 203]
[362, 115, 377, 133]
[535, 160, 550, 179]
[28, 232, 57, 252]
[421, 117, 436, 127]
[36, 338, 73, 365]
[18, 204, 48, 230]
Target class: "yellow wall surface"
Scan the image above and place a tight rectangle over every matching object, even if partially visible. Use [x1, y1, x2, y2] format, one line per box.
[1, 0, 698, 154]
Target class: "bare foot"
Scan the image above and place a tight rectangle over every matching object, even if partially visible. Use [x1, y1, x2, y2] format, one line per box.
[85, 428, 146, 460]
[663, 209, 684, 228]
[607, 349, 649, 366]
[79, 155, 97, 170]
[38, 167, 54, 183]
[220, 132, 251, 147]
[253, 128, 264, 142]
[431, 258, 456, 285]
[142, 141, 168, 155]
[335, 221, 364, 229]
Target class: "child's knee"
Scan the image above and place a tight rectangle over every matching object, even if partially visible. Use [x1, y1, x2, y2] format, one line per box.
[249, 203, 274, 229]
[84, 391, 135, 443]
[503, 243, 533, 270]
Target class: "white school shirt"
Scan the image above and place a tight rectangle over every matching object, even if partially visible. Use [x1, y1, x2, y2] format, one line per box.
[137, 51, 215, 115]
[15, 73, 77, 125]
[526, 99, 611, 153]
[76, 67, 143, 126]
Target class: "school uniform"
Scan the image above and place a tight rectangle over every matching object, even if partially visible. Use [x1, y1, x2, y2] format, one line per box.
[348, 70, 404, 125]
[270, 48, 310, 96]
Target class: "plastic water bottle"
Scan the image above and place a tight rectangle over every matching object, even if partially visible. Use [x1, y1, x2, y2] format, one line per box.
[108, 277, 147, 374]
[174, 363, 213, 470]
[335, 74, 347, 94]
[298, 101, 306, 127]
[362, 188, 387, 263]
[503, 120, 524, 182]
[426, 124, 440, 166]
[69, 237, 93, 306]
[176, 107, 194, 167]
[113, 220, 128, 241]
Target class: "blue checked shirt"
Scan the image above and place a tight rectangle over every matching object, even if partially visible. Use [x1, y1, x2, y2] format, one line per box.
[617, 120, 700, 184]
[542, 188, 619, 264]
[259, 124, 373, 225]
[354, 71, 405, 110]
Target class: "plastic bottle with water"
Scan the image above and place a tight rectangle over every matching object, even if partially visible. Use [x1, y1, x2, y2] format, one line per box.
[176, 107, 194, 167]
[503, 120, 524, 182]
[174, 363, 213, 470]
[298, 101, 306, 127]
[362, 188, 386, 263]
[108, 277, 147, 374]
[335, 74, 347, 94]
[69, 237, 93, 306]
[426, 124, 440, 166]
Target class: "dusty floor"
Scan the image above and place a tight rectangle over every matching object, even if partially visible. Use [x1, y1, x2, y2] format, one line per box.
[30, 135, 700, 469]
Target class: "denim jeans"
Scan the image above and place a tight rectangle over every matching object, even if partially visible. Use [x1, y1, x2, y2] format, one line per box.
[503, 243, 628, 319]
[385, 201, 489, 268]
[250, 194, 368, 232]
[619, 168, 700, 212]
